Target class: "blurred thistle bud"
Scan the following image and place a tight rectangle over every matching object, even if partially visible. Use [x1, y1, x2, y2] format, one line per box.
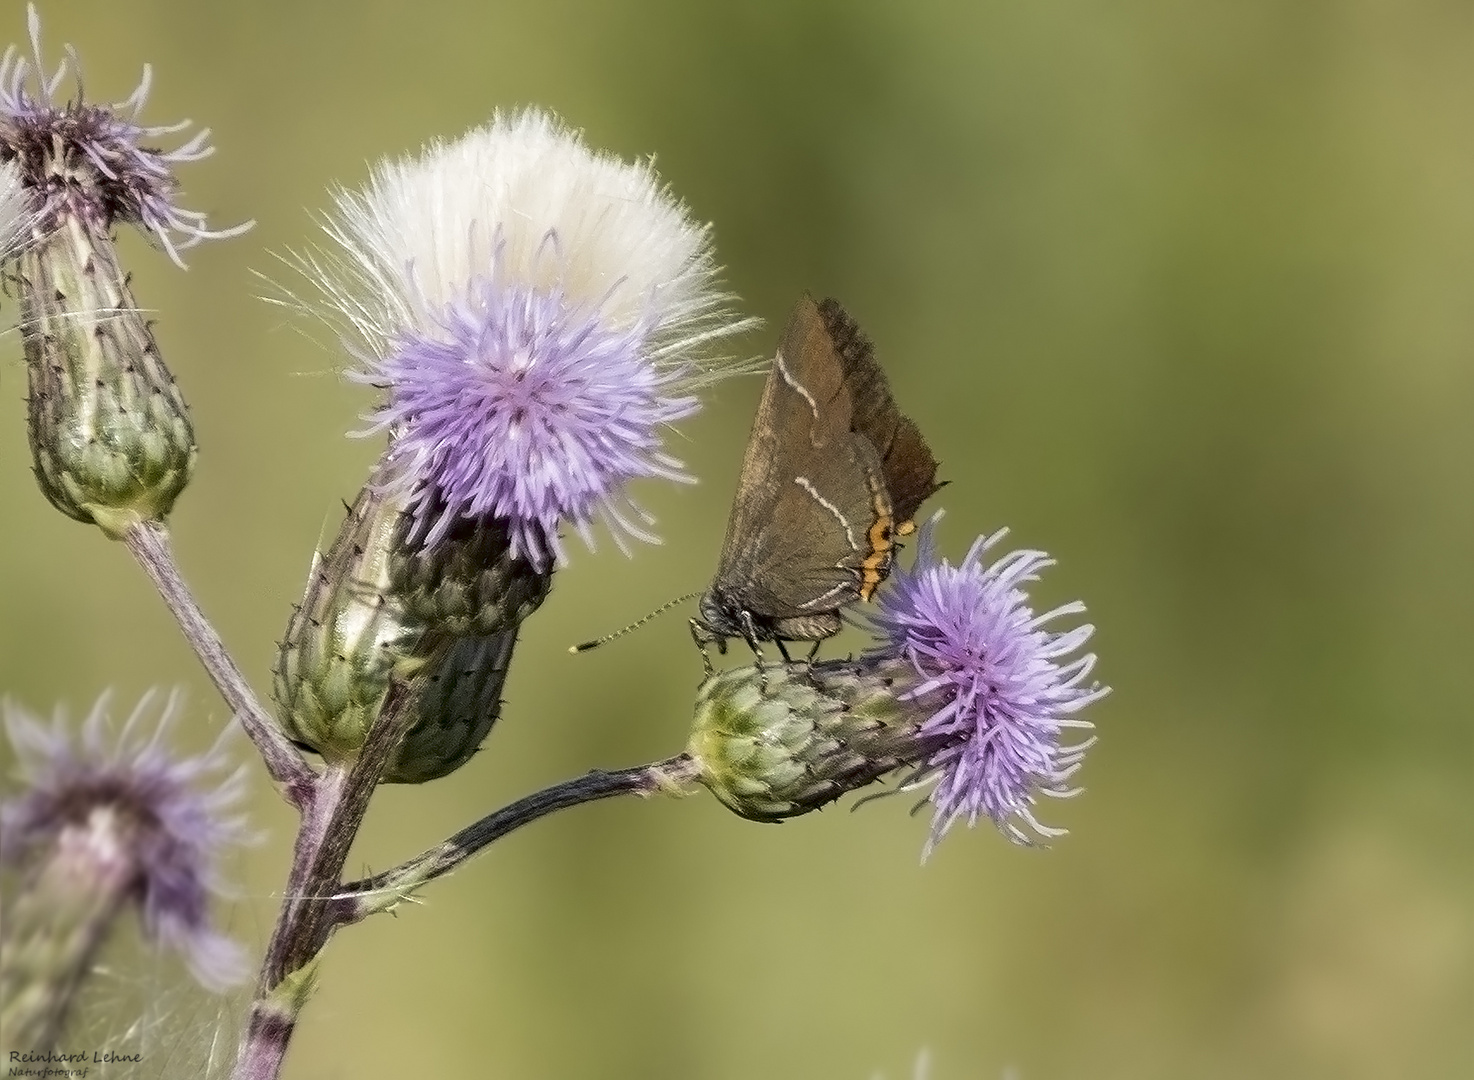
[278, 107, 758, 571]
[0, 5, 249, 536]
[273, 458, 543, 782]
[0, 691, 253, 1054]
[689, 515, 1110, 857]
[688, 658, 937, 822]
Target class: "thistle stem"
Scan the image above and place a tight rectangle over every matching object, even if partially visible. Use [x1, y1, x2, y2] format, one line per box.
[123, 520, 315, 804]
[336, 753, 701, 922]
[232, 684, 417, 1080]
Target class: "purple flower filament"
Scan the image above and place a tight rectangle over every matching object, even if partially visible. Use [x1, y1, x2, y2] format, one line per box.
[870, 521, 1107, 851]
[364, 272, 698, 568]
[0, 5, 248, 265]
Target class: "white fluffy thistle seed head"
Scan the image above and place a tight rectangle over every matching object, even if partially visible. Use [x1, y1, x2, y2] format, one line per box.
[287, 107, 753, 381]
[279, 108, 758, 567]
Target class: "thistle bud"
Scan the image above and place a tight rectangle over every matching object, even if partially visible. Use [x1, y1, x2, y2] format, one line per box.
[386, 628, 518, 784]
[687, 659, 934, 822]
[274, 458, 539, 782]
[1, 6, 250, 535]
[20, 217, 195, 536]
[273, 481, 427, 766]
[387, 490, 551, 637]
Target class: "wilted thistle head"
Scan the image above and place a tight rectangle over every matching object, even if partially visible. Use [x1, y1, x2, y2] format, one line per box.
[286, 107, 756, 569]
[689, 516, 1107, 857]
[868, 516, 1107, 854]
[0, 3, 248, 265]
[1, 691, 253, 989]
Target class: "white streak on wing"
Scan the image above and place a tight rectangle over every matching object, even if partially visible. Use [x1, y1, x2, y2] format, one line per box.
[775, 350, 820, 422]
[799, 579, 852, 611]
[790, 477, 860, 548]
[794, 476, 858, 552]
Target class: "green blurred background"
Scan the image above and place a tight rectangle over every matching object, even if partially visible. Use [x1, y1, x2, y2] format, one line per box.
[1, 1, 1469, 1077]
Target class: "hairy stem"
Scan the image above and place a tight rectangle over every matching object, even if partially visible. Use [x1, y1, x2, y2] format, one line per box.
[336, 753, 702, 922]
[232, 683, 417, 1080]
[123, 520, 314, 804]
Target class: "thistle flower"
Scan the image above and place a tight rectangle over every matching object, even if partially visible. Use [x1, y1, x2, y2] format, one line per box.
[868, 516, 1107, 853]
[288, 108, 755, 568]
[0, 692, 252, 1051]
[0, 4, 249, 265]
[2, 5, 249, 535]
[687, 516, 1107, 857]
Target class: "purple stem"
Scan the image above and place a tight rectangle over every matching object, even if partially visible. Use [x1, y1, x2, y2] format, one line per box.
[335, 754, 700, 922]
[123, 520, 315, 805]
[232, 683, 416, 1080]
[231, 747, 698, 1080]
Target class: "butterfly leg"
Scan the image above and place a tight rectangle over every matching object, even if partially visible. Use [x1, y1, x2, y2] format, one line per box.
[776, 640, 793, 663]
[689, 617, 725, 677]
[805, 640, 821, 663]
[739, 611, 769, 691]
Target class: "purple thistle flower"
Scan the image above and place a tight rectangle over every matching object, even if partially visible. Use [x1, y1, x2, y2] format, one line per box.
[1, 690, 254, 989]
[366, 269, 699, 564]
[868, 515, 1108, 855]
[282, 108, 756, 568]
[0, 4, 250, 266]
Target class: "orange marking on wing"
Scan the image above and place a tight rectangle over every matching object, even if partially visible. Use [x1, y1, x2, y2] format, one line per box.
[858, 478, 895, 602]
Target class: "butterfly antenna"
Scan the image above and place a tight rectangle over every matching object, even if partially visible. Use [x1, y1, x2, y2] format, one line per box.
[569, 592, 701, 653]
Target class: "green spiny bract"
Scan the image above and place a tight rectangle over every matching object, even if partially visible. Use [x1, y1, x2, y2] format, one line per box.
[687, 659, 932, 822]
[20, 217, 195, 536]
[273, 466, 542, 783]
[388, 629, 519, 783]
[388, 507, 551, 637]
[273, 481, 426, 767]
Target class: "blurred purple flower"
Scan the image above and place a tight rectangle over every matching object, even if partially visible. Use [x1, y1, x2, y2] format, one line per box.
[286, 108, 755, 569]
[1, 690, 254, 989]
[868, 516, 1108, 855]
[0, 4, 249, 266]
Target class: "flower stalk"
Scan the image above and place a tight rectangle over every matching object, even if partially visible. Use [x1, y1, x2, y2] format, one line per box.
[123, 521, 315, 803]
[338, 754, 701, 923]
[232, 681, 416, 1080]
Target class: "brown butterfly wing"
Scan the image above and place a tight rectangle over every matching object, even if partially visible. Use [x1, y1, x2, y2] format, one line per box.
[816, 296, 945, 525]
[711, 297, 888, 621]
